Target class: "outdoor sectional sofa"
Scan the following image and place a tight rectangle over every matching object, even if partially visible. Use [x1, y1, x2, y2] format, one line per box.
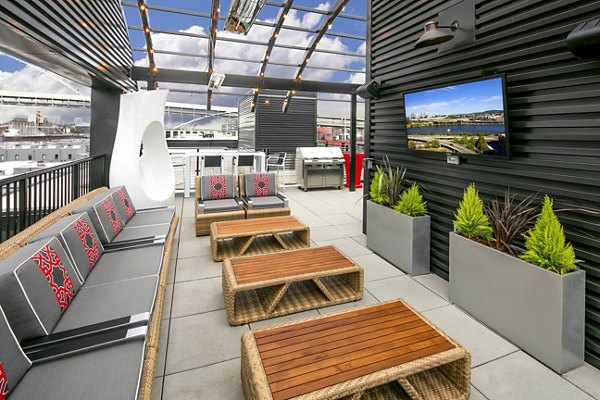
[0, 186, 178, 400]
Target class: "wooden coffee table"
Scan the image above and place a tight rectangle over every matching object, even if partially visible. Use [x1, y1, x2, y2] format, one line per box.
[241, 300, 471, 400]
[210, 216, 309, 261]
[222, 246, 364, 325]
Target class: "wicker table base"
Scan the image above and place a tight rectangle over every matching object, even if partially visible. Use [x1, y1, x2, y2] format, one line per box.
[223, 246, 363, 325]
[241, 300, 471, 400]
[210, 216, 310, 261]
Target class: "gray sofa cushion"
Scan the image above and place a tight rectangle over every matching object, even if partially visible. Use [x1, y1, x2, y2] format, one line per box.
[0, 238, 82, 340]
[124, 209, 174, 228]
[9, 338, 145, 400]
[29, 213, 104, 283]
[249, 196, 285, 209]
[82, 245, 164, 287]
[71, 192, 125, 244]
[200, 174, 236, 200]
[0, 307, 31, 396]
[244, 173, 277, 197]
[203, 198, 241, 213]
[112, 224, 170, 243]
[54, 276, 158, 333]
[108, 186, 137, 223]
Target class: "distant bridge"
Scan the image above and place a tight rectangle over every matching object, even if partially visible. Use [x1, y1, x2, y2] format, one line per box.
[0, 91, 237, 117]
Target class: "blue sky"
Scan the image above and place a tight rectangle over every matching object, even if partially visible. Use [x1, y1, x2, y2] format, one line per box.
[405, 78, 505, 116]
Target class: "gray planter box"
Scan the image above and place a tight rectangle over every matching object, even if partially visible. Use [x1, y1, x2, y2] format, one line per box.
[366, 200, 430, 276]
[449, 232, 585, 373]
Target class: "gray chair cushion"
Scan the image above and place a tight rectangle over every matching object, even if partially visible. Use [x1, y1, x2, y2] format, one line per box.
[72, 192, 126, 244]
[123, 209, 174, 228]
[112, 224, 170, 243]
[0, 307, 31, 395]
[200, 174, 236, 200]
[0, 238, 82, 341]
[9, 338, 144, 400]
[108, 186, 137, 223]
[54, 276, 158, 333]
[82, 245, 164, 287]
[203, 199, 240, 213]
[244, 173, 277, 197]
[249, 196, 285, 209]
[29, 213, 104, 283]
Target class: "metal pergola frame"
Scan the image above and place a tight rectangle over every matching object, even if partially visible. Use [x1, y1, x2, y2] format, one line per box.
[124, 0, 366, 109]
[127, 0, 365, 191]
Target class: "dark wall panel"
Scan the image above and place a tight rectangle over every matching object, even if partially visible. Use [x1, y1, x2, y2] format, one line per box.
[239, 92, 317, 169]
[369, 0, 600, 368]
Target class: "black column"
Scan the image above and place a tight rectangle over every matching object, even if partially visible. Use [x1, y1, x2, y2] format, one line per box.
[349, 92, 357, 192]
[90, 77, 122, 184]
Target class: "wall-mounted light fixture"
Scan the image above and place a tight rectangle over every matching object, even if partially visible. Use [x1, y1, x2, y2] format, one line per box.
[413, 0, 475, 53]
[414, 21, 459, 48]
[356, 80, 381, 99]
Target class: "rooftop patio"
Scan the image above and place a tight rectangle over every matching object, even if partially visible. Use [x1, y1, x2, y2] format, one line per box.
[153, 187, 600, 400]
[1, 0, 600, 399]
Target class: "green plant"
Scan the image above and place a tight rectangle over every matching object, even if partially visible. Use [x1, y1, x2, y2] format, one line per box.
[520, 196, 579, 275]
[369, 169, 389, 205]
[485, 190, 540, 255]
[408, 140, 417, 150]
[369, 156, 407, 207]
[395, 184, 427, 216]
[454, 183, 493, 240]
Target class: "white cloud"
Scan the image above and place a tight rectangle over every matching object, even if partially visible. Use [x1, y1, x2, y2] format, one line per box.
[482, 95, 502, 102]
[410, 101, 449, 111]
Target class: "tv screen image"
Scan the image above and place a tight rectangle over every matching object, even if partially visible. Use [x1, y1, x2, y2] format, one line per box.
[404, 76, 508, 157]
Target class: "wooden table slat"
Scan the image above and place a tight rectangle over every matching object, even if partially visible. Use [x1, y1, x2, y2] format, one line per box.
[260, 314, 424, 361]
[257, 307, 413, 349]
[270, 341, 456, 400]
[254, 301, 408, 341]
[261, 320, 428, 371]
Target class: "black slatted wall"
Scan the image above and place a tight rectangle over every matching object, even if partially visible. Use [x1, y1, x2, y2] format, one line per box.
[368, 0, 600, 368]
[239, 92, 317, 170]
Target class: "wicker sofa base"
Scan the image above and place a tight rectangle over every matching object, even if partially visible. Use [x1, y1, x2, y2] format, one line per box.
[195, 210, 245, 236]
[245, 207, 291, 219]
[223, 246, 363, 325]
[241, 300, 471, 400]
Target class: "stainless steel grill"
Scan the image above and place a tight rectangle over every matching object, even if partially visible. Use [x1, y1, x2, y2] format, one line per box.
[295, 147, 345, 191]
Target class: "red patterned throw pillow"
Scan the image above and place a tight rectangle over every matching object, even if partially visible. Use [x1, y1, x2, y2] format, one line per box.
[100, 198, 123, 235]
[70, 217, 101, 269]
[209, 175, 227, 199]
[254, 173, 269, 197]
[31, 245, 75, 313]
[117, 188, 135, 218]
[0, 362, 8, 400]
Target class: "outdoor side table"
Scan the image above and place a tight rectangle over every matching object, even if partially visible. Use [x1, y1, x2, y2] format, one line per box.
[222, 246, 364, 325]
[241, 300, 471, 400]
[210, 216, 310, 261]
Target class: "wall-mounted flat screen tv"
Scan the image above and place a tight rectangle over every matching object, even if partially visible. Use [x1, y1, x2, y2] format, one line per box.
[404, 76, 509, 157]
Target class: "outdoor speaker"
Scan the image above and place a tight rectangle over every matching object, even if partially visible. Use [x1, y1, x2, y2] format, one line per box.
[357, 80, 381, 100]
[567, 17, 600, 58]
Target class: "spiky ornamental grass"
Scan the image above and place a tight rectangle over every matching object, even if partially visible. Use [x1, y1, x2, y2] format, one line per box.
[454, 183, 493, 240]
[520, 196, 579, 275]
[369, 169, 389, 205]
[395, 184, 427, 217]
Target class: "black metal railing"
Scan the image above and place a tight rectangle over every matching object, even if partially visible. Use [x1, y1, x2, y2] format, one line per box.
[0, 155, 107, 242]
